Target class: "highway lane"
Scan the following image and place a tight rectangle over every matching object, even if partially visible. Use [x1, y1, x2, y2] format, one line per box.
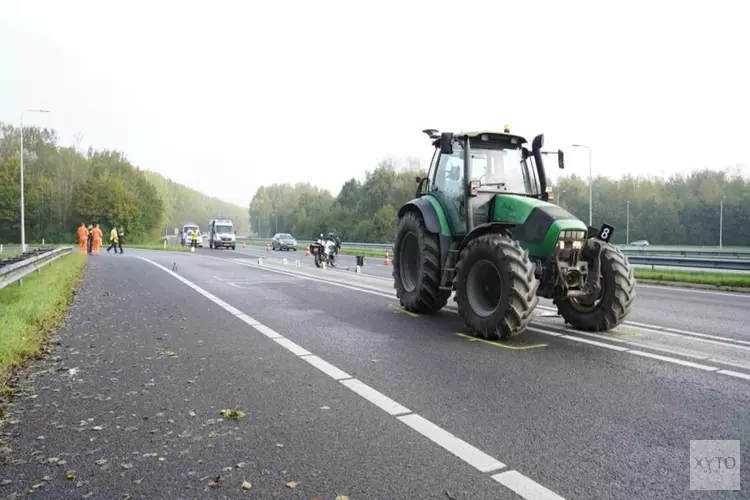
[138, 248, 750, 499]
[227, 246, 750, 342]
[1, 252, 517, 500]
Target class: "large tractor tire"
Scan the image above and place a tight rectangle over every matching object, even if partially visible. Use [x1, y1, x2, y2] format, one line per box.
[453, 233, 539, 340]
[392, 211, 451, 313]
[554, 242, 636, 331]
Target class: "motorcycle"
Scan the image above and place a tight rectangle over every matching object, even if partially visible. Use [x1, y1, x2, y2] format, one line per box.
[309, 232, 341, 268]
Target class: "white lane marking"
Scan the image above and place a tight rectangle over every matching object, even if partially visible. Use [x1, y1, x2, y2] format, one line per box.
[188, 254, 750, 382]
[302, 355, 352, 381]
[236, 313, 260, 326]
[398, 413, 506, 474]
[717, 369, 750, 381]
[626, 350, 718, 371]
[570, 331, 713, 360]
[137, 255, 560, 497]
[273, 337, 312, 356]
[253, 324, 282, 339]
[492, 470, 566, 500]
[707, 358, 750, 371]
[227, 282, 245, 290]
[340, 379, 411, 416]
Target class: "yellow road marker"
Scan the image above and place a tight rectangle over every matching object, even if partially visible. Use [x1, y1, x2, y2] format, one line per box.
[456, 333, 547, 350]
[389, 304, 419, 318]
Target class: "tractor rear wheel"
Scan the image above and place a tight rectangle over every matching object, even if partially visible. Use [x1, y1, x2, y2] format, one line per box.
[454, 233, 539, 340]
[392, 211, 450, 313]
[554, 242, 636, 331]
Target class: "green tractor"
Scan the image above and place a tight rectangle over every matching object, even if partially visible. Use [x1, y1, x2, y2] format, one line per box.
[392, 128, 636, 339]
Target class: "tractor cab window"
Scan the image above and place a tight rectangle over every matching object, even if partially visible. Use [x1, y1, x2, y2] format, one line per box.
[470, 146, 534, 195]
[433, 144, 467, 234]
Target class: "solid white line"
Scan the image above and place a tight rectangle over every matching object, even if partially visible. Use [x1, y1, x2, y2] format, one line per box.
[707, 358, 750, 371]
[626, 350, 718, 371]
[623, 342, 710, 360]
[136, 254, 566, 497]
[236, 313, 260, 326]
[559, 335, 630, 352]
[492, 470, 566, 500]
[302, 355, 352, 381]
[526, 327, 564, 337]
[340, 379, 411, 416]
[253, 324, 283, 339]
[625, 321, 750, 347]
[272, 337, 311, 356]
[716, 369, 750, 381]
[397, 414, 506, 474]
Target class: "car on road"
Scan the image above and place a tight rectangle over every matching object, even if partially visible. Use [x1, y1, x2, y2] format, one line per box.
[271, 233, 298, 251]
[629, 240, 650, 247]
[180, 224, 203, 247]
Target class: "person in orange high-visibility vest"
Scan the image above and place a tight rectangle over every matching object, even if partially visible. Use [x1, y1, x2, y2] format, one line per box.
[77, 223, 89, 253]
[92, 224, 103, 255]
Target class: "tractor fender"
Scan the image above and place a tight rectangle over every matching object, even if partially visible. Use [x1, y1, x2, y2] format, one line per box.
[457, 222, 515, 254]
[398, 197, 444, 235]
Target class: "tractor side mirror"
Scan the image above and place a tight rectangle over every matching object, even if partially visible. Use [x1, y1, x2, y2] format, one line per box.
[440, 132, 454, 154]
[558, 150, 565, 169]
[415, 175, 421, 184]
[532, 134, 544, 153]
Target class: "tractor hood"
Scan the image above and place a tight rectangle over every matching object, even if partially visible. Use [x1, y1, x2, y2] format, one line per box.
[491, 194, 588, 257]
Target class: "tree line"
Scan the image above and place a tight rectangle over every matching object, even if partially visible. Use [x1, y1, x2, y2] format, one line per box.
[249, 160, 750, 247]
[0, 123, 248, 244]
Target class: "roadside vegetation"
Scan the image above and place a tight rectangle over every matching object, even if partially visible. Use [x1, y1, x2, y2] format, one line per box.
[0, 252, 87, 393]
[634, 268, 750, 289]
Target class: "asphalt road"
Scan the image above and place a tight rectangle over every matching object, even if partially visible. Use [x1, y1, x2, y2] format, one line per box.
[2, 248, 749, 499]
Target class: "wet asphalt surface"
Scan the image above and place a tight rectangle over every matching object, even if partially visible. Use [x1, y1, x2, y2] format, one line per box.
[1, 248, 749, 500]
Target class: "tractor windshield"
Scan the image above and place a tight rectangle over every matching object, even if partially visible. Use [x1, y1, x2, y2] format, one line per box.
[470, 146, 535, 196]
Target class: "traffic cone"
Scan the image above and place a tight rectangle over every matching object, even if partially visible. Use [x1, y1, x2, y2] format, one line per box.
[384, 249, 391, 266]
[266, 243, 270, 252]
[305, 246, 310, 256]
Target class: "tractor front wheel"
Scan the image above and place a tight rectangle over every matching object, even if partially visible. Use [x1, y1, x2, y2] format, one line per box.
[554, 242, 636, 331]
[392, 211, 450, 313]
[454, 233, 539, 340]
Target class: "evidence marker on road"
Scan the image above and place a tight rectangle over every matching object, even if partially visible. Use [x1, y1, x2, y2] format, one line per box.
[456, 333, 547, 350]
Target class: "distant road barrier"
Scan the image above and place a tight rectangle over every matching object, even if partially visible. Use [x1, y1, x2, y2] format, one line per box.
[239, 238, 750, 271]
[0, 246, 73, 289]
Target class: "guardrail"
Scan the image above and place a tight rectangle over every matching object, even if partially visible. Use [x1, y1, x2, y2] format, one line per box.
[239, 238, 750, 272]
[0, 246, 74, 289]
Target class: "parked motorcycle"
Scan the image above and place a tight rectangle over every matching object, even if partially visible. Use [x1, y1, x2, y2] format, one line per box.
[309, 232, 341, 268]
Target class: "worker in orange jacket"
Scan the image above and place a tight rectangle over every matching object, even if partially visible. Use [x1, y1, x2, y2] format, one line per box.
[92, 224, 103, 255]
[77, 223, 89, 253]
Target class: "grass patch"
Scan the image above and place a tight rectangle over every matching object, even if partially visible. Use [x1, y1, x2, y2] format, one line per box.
[0, 252, 87, 392]
[634, 268, 750, 289]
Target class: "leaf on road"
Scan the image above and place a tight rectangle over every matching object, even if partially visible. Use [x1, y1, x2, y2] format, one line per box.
[209, 476, 224, 488]
[336, 496, 350, 500]
[188, 411, 196, 418]
[95, 458, 108, 466]
[121, 463, 133, 470]
[241, 480, 252, 490]
[276, 443, 284, 448]
[66, 471, 76, 481]
[220, 408, 245, 420]
[91, 426, 104, 431]
[286, 481, 299, 489]
[48, 457, 60, 464]
[236, 462, 248, 468]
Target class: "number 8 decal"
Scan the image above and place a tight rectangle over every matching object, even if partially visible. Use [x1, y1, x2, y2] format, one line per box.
[598, 223, 614, 242]
[600, 227, 610, 240]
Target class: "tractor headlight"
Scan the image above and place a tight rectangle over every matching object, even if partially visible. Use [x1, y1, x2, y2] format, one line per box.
[572, 240, 584, 249]
[557, 230, 587, 250]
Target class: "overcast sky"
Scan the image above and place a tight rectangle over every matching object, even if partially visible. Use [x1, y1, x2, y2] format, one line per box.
[2, 0, 748, 207]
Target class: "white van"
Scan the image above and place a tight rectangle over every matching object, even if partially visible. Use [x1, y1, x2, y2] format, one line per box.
[208, 219, 236, 250]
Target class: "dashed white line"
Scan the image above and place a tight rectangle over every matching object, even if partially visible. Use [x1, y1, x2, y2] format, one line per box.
[273, 337, 312, 356]
[236, 313, 260, 326]
[627, 350, 718, 371]
[253, 324, 283, 339]
[302, 355, 352, 381]
[492, 470, 566, 500]
[397, 413, 506, 474]
[717, 369, 750, 381]
[136, 255, 565, 499]
[340, 378, 411, 416]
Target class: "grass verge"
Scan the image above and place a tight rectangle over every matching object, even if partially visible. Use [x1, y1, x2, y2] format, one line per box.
[0, 252, 87, 393]
[634, 268, 750, 290]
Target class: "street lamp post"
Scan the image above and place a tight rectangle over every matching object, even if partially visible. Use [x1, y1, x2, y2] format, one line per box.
[626, 200, 630, 245]
[572, 144, 592, 226]
[720, 196, 726, 248]
[20, 109, 50, 253]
